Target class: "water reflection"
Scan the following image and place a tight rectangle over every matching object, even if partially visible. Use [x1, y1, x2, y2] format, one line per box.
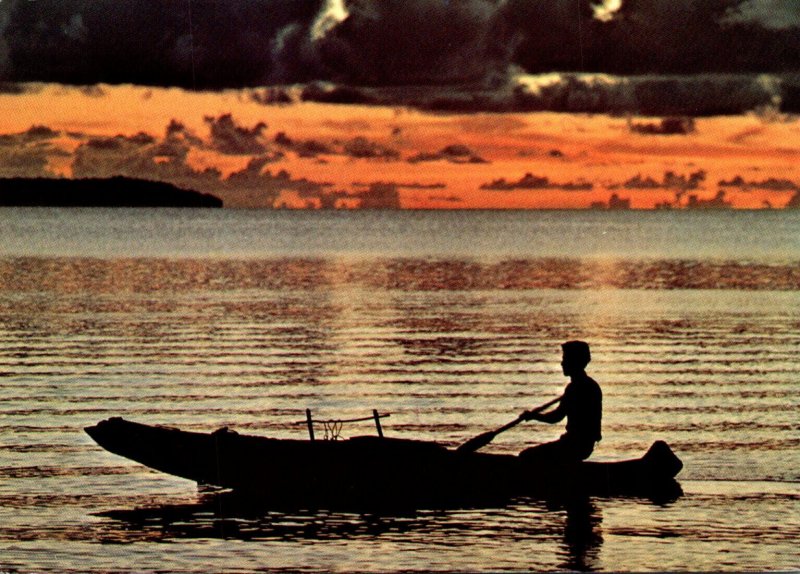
[2, 257, 799, 294]
[94, 490, 615, 568]
[558, 498, 604, 572]
[95, 491, 429, 543]
[1, 209, 799, 572]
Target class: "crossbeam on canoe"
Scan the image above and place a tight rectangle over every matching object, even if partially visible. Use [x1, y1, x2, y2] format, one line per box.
[300, 409, 390, 440]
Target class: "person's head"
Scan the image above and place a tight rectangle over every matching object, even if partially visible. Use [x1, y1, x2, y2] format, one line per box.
[561, 340, 591, 376]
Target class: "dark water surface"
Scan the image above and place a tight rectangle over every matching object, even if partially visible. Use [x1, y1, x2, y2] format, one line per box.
[0, 209, 798, 572]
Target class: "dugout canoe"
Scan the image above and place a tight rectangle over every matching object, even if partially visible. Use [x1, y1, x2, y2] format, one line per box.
[85, 418, 683, 506]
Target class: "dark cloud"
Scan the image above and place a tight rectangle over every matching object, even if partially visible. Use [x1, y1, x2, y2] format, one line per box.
[653, 184, 745, 210]
[718, 176, 799, 191]
[0, 125, 60, 145]
[352, 181, 446, 190]
[225, 156, 288, 186]
[274, 130, 398, 160]
[226, 164, 329, 207]
[716, 176, 800, 210]
[341, 136, 399, 160]
[0, 4, 10, 74]
[0, 125, 66, 177]
[724, 0, 799, 30]
[0, 116, 364, 207]
[303, 0, 514, 86]
[0, 0, 323, 88]
[164, 119, 205, 149]
[686, 191, 733, 209]
[408, 144, 488, 164]
[612, 171, 707, 211]
[73, 130, 200, 184]
[611, 170, 707, 191]
[2, 0, 798, 92]
[225, 161, 325, 198]
[249, 87, 295, 106]
[511, 73, 792, 116]
[79, 85, 105, 98]
[24, 125, 60, 140]
[628, 117, 696, 135]
[0, 1, 799, 118]
[509, 0, 800, 76]
[66, 118, 327, 207]
[353, 182, 401, 209]
[0, 82, 29, 94]
[300, 82, 379, 104]
[274, 132, 334, 158]
[0, 144, 57, 178]
[296, 181, 401, 209]
[204, 114, 268, 155]
[590, 193, 631, 210]
[296, 73, 798, 116]
[481, 173, 593, 191]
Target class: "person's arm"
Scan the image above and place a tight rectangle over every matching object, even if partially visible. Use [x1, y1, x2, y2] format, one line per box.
[524, 402, 566, 424]
[521, 385, 571, 423]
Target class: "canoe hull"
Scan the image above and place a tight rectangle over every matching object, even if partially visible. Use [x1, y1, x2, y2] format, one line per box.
[85, 418, 683, 506]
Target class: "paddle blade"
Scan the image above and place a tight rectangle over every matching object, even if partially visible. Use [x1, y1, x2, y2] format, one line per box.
[455, 430, 496, 453]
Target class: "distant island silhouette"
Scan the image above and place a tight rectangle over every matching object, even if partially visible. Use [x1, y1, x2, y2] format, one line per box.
[0, 176, 223, 207]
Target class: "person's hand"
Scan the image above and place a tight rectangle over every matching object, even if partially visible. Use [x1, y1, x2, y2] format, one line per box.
[521, 410, 540, 421]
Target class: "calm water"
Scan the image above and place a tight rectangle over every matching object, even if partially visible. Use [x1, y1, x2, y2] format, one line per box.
[0, 209, 798, 573]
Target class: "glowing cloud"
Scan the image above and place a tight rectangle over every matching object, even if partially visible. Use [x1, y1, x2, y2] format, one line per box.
[311, 0, 350, 41]
[593, 0, 622, 22]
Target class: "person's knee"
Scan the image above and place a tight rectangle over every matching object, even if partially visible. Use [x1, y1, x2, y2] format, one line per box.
[520, 441, 561, 462]
[565, 441, 594, 462]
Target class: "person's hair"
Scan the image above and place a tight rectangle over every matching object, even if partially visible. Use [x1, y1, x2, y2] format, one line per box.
[562, 340, 591, 369]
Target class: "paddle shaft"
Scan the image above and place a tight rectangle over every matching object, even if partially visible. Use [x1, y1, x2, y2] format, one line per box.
[496, 395, 563, 434]
[456, 394, 562, 453]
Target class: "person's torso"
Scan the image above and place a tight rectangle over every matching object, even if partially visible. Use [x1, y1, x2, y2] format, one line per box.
[563, 375, 602, 442]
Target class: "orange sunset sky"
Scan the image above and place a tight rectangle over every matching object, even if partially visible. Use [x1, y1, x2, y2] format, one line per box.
[2, 83, 799, 209]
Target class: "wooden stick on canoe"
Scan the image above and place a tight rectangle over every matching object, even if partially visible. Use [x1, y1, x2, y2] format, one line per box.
[456, 395, 562, 454]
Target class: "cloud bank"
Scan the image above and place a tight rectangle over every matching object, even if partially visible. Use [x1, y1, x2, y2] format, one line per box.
[295, 73, 800, 115]
[0, 0, 798, 91]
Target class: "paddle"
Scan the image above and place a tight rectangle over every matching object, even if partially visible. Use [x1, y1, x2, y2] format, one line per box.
[455, 395, 562, 454]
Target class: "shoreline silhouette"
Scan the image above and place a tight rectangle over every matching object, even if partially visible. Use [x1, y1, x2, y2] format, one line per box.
[0, 176, 222, 207]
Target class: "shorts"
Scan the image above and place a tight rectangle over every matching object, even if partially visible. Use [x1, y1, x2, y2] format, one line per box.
[519, 434, 595, 464]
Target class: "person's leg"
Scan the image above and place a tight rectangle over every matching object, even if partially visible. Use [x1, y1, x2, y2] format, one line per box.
[520, 437, 594, 464]
[561, 435, 595, 461]
[519, 439, 566, 463]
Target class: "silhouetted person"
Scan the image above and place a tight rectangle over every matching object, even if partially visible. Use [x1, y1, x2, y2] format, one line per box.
[520, 341, 602, 463]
